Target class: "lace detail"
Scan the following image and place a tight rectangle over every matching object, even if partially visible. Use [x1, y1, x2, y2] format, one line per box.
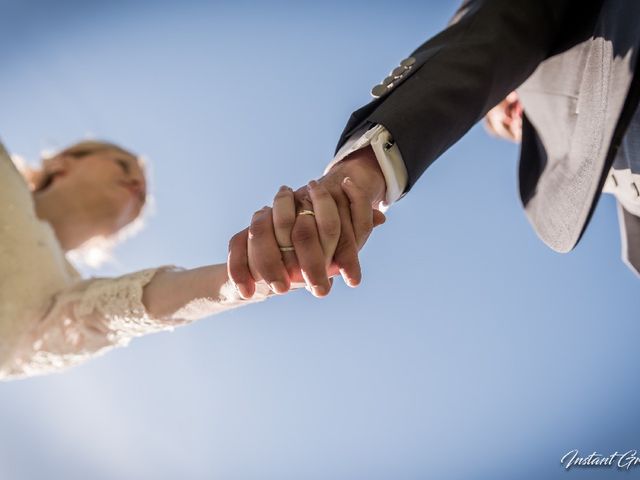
[1, 266, 280, 381]
[72, 267, 182, 343]
[2, 265, 180, 380]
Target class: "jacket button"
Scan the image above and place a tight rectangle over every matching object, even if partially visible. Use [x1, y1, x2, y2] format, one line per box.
[382, 75, 395, 86]
[400, 56, 416, 67]
[392, 66, 406, 78]
[371, 84, 388, 98]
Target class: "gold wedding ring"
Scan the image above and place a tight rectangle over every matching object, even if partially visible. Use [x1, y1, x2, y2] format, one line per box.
[279, 210, 314, 252]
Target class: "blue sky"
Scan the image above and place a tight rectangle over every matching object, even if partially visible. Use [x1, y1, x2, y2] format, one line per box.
[0, 1, 638, 479]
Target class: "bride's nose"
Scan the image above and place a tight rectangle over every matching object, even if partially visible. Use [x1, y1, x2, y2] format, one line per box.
[125, 178, 146, 203]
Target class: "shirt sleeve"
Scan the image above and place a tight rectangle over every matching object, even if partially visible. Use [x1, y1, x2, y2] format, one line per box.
[4, 265, 272, 380]
[324, 124, 408, 212]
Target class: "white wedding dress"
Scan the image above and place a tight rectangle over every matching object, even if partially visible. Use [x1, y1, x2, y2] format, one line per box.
[0, 142, 269, 381]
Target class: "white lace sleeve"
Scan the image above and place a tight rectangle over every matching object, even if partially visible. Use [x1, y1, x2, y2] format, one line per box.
[6, 265, 199, 380]
[3, 265, 287, 381]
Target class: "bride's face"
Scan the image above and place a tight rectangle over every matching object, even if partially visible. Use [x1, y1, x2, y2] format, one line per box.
[56, 148, 147, 234]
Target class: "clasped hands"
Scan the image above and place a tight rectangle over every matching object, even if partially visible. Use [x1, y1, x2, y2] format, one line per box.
[228, 146, 387, 298]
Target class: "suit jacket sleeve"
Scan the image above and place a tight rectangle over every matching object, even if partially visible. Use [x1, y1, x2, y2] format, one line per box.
[335, 0, 578, 195]
[617, 200, 640, 278]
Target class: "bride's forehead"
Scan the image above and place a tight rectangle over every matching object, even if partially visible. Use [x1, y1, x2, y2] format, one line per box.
[83, 148, 138, 164]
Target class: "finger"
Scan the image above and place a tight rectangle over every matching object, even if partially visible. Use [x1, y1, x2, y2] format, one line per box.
[511, 116, 523, 142]
[248, 206, 290, 294]
[307, 180, 340, 268]
[486, 111, 511, 140]
[514, 101, 523, 118]
[272, 185, 299, 278]
[484, 112, 501, 137]
[373, 210, 386, 227]
[505, 91, 519, 104]
[507, 115, 523, 142]
[501, 118, 517, 142]
[227, 228, 255, 299]
[325, 205, 382, 282]
[291, 192, 331, 297]
[504, 101, 523, 143]
[272, 185, 296, 246]
[340, 176, 374, 249]
[329, 187, 362, 288]
[505, 100, 519, 120]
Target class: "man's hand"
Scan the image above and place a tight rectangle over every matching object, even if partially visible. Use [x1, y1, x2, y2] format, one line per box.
[228, 146, 386, 299]
[484, 91, 523, 143]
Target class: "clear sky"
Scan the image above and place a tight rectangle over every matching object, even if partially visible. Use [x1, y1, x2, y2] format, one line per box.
[0, 1, 638, 479]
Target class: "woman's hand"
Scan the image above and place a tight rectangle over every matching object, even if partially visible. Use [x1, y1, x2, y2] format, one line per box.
[228, 176, 386, 299]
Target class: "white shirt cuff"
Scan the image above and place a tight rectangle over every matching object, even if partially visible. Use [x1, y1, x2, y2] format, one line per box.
[325, 124, 408, 212]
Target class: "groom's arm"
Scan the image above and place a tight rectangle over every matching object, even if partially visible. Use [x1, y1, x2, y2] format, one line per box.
[230, 0, 586, 296]
[332, 0, 583, 197]
[229, 147, 387, 298]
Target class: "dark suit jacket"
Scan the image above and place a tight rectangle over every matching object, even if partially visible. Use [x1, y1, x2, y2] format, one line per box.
[336, 0, 640, 275]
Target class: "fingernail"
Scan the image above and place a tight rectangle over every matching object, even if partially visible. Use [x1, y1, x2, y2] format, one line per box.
[236, 283, 251, 298]
[343, 177, 352, 185]
[270, 281, 287, 294]
[340, 268, 360, 288]
[312, 284, 329, 297]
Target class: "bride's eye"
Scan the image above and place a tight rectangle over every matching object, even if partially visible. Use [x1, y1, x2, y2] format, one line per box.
[116, 158, 130, 174]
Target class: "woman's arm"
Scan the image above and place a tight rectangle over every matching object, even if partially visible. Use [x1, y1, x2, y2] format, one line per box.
[1, 263, 272, 381]
[1, 179, 351, 381]
[141, 263, 271, 322]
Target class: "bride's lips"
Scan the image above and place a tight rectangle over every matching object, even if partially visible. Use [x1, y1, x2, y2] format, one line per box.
[119, 182, 145, 204]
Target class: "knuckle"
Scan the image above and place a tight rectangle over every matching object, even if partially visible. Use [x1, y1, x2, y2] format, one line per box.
[352, 186, 367, 199]
[274, 190, 292, 201]
[294, 187, 310, 200]
[319, 219, 341, 238]
[336, 197, 351, 213]
[291, 223, 316, 245]
[350, 186, 370, 201]
[256, 259, 283, 280]
[336, 233, 356, 252]
[355, 217, 373, 233]
[273, 214, 296, 231]
[228, 230, 248, 252]
[344, 179, 364, 193]
[347, 186, 366, 200]
[228, 262, 247, 282]
[311, 185, 331, 199]
[248, 217, 270, 239]
[228, 233, 241, 251]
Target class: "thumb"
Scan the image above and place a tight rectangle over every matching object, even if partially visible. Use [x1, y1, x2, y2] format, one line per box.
[373, 209, 386, 228]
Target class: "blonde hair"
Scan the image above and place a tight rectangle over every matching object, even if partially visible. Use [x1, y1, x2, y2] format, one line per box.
[13, 140, 154, 268]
